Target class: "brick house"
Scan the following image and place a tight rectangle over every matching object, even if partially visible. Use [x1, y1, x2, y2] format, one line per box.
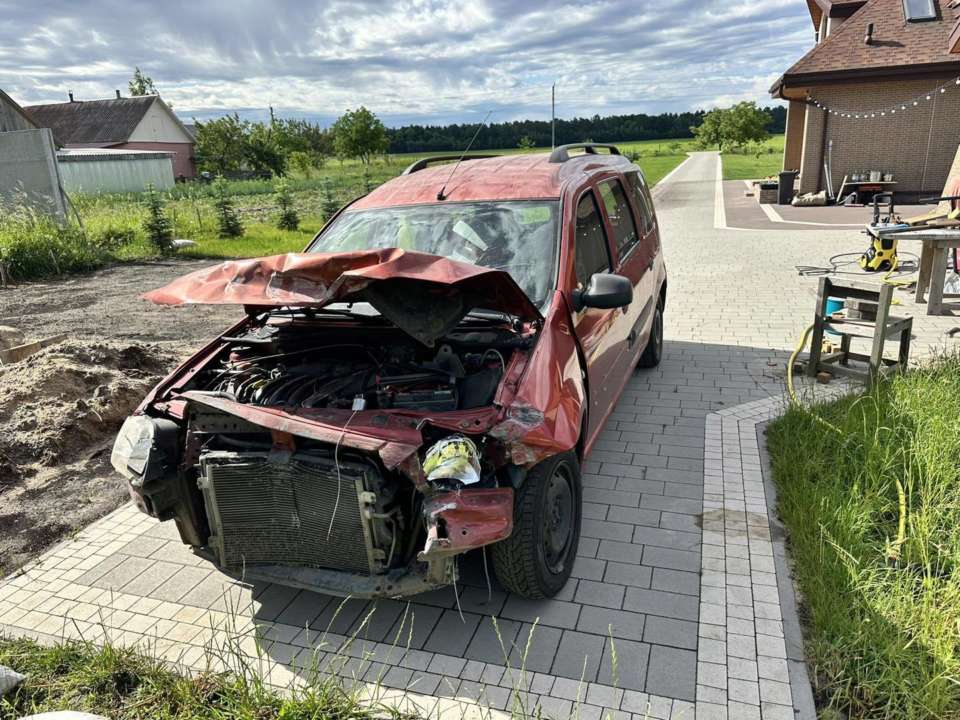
[24, 93, 196, 178]
[771, 0, 960, 198]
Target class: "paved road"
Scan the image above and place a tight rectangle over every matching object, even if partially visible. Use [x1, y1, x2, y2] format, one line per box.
[0, 152, 956, 720]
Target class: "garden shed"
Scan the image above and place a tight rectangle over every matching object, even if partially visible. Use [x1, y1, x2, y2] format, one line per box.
[56, 148, 175, 194]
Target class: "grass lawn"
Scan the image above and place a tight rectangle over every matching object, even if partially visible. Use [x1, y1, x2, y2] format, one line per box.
[721, 135, 785, 181]
[0, 636, 386, 720]
[767, 356, 960, 719]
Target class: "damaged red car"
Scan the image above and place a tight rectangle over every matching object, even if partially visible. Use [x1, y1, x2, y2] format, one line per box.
[111, 143, 667, 599]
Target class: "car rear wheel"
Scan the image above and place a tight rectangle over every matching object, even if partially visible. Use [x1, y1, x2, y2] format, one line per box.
[637, 297, 663, 369]
[491, 452, 581, 599]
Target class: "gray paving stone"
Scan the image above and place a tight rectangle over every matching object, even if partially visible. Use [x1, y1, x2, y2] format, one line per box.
[582, 518, 634, 542]
[574, 579, 625, 609]
[511, 622, 563, 673]
[88, 555, 156, 591]
[642, 616, 698, 650]
[645, 645, 696, 701]
[423, 609, 480, 656]
[572, 556, 607, 581]
[606, 506, 662, 528]
[639, 494, 702, 515]
[659, 512, 701, 533]
[384, 603, 444, 650]
[631, 526, 700, 552]
[650, 568, 700, 596]
[501, 596, 581, 630]
[603, 561, 652, 588]
[597, 539, 643, 564]
[551, 630, 605, 682]
[577, 605, 646, 642]
[148, 565, 212, 603]
[464, 616, 520, 665]
[624, 588, 698, 621]
[641, 546, 700, 572]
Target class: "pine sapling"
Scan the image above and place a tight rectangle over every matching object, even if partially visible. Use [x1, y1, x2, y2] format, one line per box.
[274, 179, 299, 231]
[142, 184, 174, 254]
[321, 177, 339, 221]
[213, 176, 243, 238]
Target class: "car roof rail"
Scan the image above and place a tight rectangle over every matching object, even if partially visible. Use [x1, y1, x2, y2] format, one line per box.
[401, 154, 500, 175]
[548, 143, 622, 164]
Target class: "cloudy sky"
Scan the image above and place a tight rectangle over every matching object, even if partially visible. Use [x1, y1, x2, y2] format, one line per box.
[1, 0, 814, 127]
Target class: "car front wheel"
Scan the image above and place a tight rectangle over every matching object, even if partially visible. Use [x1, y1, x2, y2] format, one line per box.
[491, 451, 581, 599]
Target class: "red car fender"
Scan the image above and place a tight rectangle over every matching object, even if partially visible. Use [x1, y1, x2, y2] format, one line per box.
[489, 291, 586, 466]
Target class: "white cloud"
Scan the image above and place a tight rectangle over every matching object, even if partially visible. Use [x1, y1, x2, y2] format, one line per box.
[0, 0, 811, 124]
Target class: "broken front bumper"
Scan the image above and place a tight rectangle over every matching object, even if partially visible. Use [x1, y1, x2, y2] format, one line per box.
[195, 448, 513, 599]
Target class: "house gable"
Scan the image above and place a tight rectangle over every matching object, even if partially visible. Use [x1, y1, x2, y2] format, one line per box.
[0, 88, 38, 133]
[128, 97, 194, 144]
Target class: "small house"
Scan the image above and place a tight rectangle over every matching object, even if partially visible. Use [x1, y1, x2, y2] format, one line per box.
[24, 93, 196, 178]
[771, 0, 960, 198]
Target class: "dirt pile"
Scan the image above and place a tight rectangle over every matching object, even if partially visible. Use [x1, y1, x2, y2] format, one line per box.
[0, 341, 180, 575]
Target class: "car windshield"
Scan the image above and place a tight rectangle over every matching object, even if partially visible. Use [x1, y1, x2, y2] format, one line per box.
[308, 200, 560, 306]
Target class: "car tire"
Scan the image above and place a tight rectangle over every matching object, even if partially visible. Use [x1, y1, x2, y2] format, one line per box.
[491, 451, 581, 599]
[637, 297, 664, 369]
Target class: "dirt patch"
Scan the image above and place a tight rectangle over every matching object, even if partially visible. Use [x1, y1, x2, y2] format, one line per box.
[0, 341, 183, 575]
[0, 260, 241, 576]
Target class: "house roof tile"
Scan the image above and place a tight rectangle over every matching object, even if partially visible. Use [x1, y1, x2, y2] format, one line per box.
[22, 96, 157, 144]
[783, 0, 960, 84]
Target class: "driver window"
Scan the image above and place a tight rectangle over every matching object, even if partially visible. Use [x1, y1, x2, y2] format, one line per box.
[574, 192, 611, 289]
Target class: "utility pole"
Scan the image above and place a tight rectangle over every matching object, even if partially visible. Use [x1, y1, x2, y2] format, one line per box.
[551, 83, 556, 149]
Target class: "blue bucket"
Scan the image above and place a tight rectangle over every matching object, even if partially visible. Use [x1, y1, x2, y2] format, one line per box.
[825, 297, 843, 336]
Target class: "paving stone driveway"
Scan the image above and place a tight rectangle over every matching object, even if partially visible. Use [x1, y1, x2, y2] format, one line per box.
[1, 152, 957, 720]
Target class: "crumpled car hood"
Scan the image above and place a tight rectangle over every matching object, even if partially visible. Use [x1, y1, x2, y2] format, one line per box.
[142, 248, 542, 345]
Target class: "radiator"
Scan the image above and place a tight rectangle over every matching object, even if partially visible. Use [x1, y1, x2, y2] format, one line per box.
[199, 451, 376, 575]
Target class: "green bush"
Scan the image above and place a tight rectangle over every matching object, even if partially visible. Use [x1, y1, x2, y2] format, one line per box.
[274, 179, 299, 231]
[92, 225, 136, 252]
[213, 177, 244, 238]
[0, 205, 109, 281]
[142, 185, 174, 254]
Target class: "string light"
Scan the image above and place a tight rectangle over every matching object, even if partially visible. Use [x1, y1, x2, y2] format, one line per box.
[805, 75, 960, 118]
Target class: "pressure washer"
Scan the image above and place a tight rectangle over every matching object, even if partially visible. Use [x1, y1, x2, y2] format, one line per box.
[859, 193, 909, 272]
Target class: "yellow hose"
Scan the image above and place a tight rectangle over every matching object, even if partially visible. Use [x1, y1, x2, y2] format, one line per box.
[787, 323, 815, 406]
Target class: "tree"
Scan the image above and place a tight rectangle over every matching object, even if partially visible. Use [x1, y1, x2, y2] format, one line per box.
[332, 107, 389, 164]
[195, 115, 248, 174]
[213, 177, 244, 238]
[142, 184, 174, 254]
[517, 135, 536, 150]
[321, 177, 339, 220]
[691, 102, 771, 152]
[274, 179, 299, 231]
[245, 122, 285, 176]
[128, 67, 157, 96]
[691, 109, 727, 150]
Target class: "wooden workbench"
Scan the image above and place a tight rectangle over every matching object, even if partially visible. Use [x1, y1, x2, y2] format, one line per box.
[879, 227, 960, 315]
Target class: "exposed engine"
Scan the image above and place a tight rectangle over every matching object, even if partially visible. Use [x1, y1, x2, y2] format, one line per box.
[190, 315, 522, 413]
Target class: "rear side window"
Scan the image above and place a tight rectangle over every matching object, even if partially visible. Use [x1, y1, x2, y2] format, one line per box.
[625, 171, 656, 235]
[574, 192, 611, 288]
[598, 179, 639, 258]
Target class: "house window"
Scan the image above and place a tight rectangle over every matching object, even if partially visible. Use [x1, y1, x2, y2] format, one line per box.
[902, 0, 937, 21]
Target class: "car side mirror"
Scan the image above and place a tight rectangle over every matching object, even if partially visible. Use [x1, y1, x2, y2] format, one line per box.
[572, 273, 633, 312]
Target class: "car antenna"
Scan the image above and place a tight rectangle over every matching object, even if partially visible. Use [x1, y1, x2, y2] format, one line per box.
[437, 110, 492, 201]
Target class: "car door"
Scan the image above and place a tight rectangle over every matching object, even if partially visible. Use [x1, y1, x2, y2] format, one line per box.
[571, 189, 622, 443]
[620, 170, 660, 361]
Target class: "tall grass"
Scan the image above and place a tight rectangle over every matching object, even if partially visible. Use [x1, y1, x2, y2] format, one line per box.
[0, 203, 111, 281]
[767, 355, 960, 719]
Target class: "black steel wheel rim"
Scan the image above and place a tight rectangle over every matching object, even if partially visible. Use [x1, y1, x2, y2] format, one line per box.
[542, 463, 575, 574]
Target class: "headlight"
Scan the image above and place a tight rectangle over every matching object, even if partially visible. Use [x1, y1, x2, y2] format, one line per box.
[111, 415, 179, 484]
